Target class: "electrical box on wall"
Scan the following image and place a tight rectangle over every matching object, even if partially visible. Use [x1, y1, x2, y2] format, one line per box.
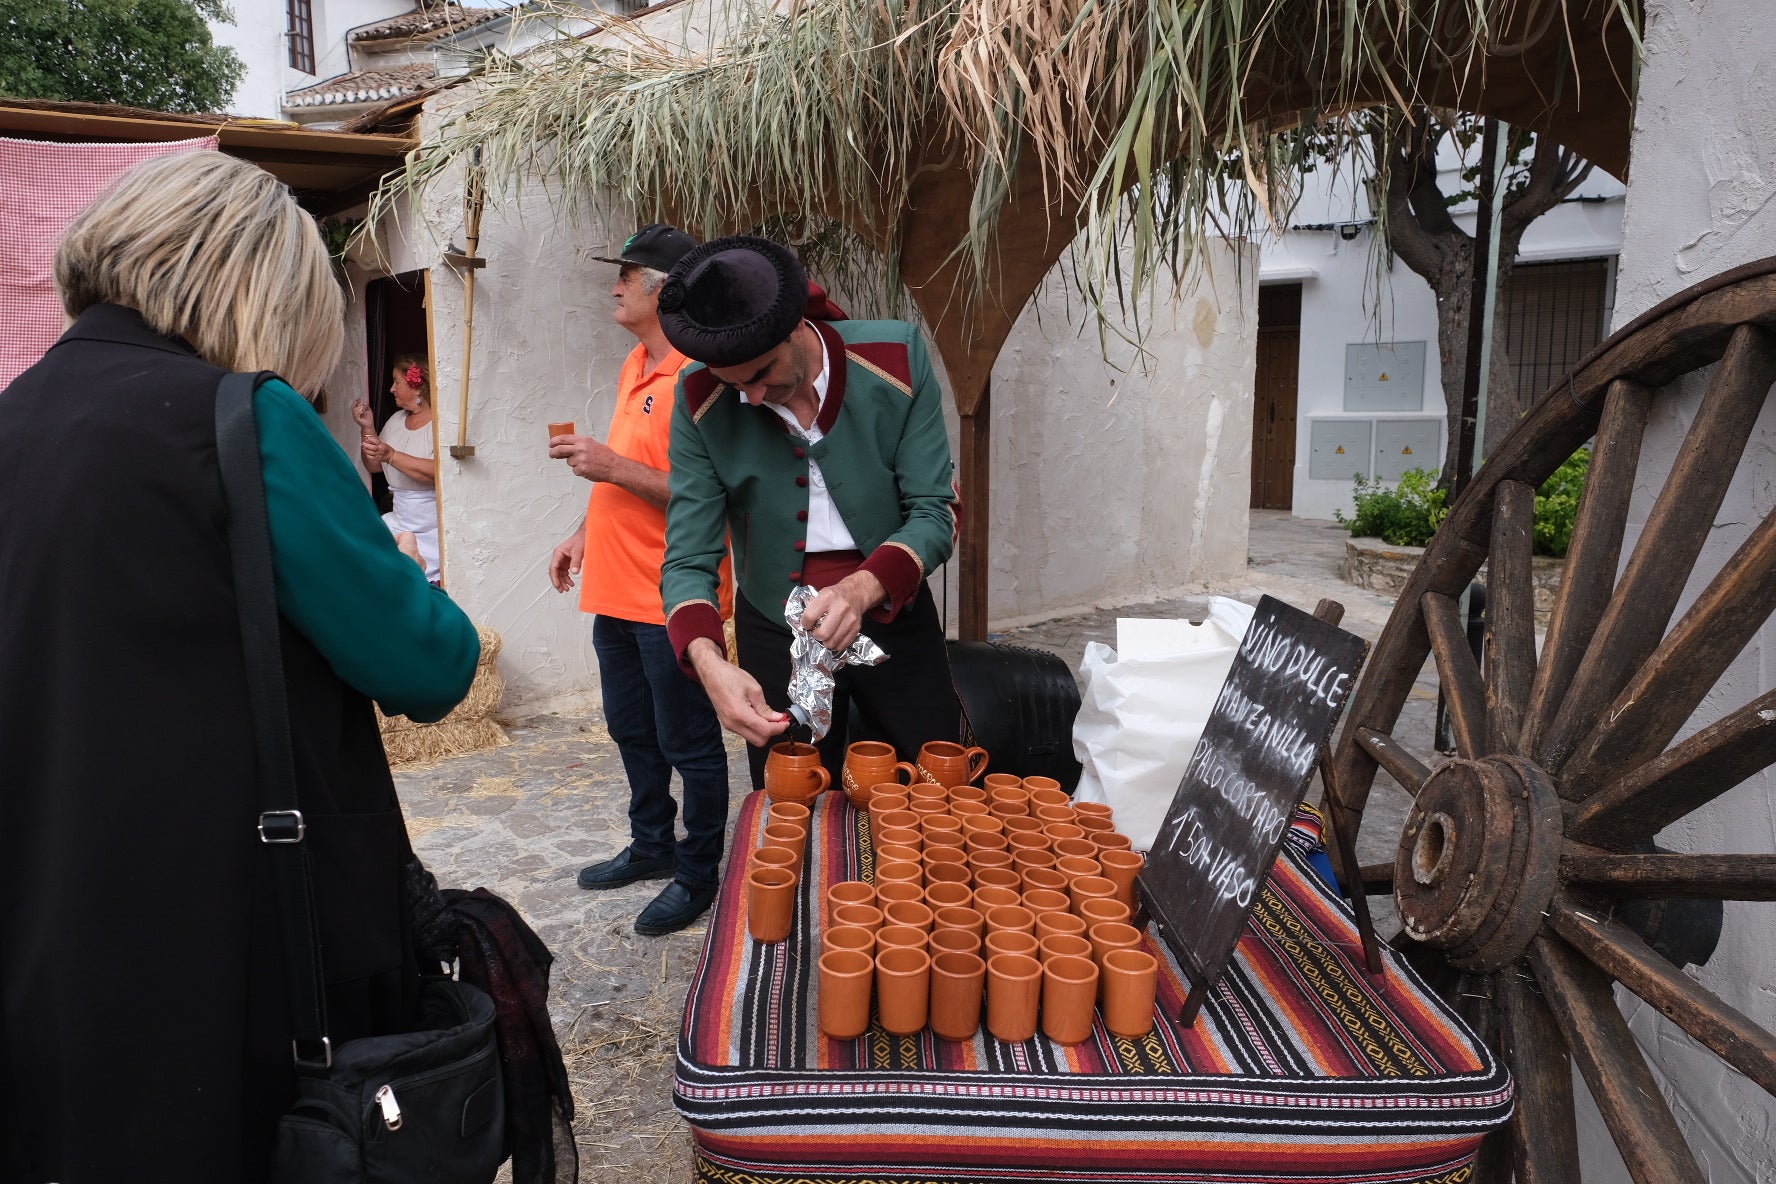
[1308, 420, 1373, 481]
[1373, 419, 1444, 481]
[1343, 342, 1427, 412]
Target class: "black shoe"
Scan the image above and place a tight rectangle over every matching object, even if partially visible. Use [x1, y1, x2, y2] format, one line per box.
[577, 847, 676, 890]
[634, 879, 718, 936]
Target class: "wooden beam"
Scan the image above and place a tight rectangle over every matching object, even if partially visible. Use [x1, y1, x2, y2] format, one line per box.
[957, 380, 991, 642]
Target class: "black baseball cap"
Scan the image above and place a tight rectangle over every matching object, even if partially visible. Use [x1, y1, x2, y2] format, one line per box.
[592, 223, 699, 273]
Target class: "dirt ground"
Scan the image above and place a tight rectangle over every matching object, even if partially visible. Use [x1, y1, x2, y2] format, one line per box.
[391, 511, 1435, 1181]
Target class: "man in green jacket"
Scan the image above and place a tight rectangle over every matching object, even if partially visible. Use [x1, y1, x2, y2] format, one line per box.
[658, 235, 963, 788]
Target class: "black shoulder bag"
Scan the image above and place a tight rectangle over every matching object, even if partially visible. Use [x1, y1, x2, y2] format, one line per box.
[215, 372, 508, 1184]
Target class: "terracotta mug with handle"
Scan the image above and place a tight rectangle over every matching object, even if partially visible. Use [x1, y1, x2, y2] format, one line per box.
[765, 741, 831, 804]
[843, 741, 918, 808]
[917, 740, 989, 787]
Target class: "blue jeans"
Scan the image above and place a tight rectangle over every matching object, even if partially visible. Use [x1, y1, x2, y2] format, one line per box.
[593, 615, 731, 888]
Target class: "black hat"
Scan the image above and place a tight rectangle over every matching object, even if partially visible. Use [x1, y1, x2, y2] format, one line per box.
[591, 223, 699, 273]
[657, 235, 807, 367]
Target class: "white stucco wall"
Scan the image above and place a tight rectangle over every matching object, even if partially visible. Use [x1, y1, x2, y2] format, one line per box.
[1568, 2, 1776, 1180]
[208, 0, 287, 118]
[1262, 143, 1626, 521]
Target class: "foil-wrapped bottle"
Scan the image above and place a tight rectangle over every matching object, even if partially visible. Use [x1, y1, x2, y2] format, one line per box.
[782, 584, 888, 741]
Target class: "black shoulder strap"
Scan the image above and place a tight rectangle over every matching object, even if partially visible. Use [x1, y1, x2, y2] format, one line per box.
[215, 371, 332, 1067]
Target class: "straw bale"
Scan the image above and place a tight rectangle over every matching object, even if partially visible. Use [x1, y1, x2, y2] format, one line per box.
[378, 626, 510, 766]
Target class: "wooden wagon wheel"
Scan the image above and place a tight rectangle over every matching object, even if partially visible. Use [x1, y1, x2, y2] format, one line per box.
[1326, 256, 1776, 1183]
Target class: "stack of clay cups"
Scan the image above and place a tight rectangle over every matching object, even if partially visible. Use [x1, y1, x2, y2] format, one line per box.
[748, 798, 811, 943]
[817, 769, 1159, 1044]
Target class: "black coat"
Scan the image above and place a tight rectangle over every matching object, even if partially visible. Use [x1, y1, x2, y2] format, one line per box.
[0, 307, 422, 1181]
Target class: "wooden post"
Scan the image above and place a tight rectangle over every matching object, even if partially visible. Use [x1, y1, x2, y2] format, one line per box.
[957, 379, 991, 642]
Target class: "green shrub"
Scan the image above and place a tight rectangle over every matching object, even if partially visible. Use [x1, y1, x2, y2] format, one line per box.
[1335, 467, 1449, 547]
[1335, 450, 1591, 557]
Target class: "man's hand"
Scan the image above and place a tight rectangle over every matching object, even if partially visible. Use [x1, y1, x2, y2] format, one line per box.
[688, 638, 791, 747]
[800, 571, 886, 652]
[549, 529, 585, 593]
[550, 433, 620, 483]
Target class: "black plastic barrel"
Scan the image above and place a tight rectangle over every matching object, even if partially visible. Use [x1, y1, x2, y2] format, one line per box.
[947, 640, 1083, 793]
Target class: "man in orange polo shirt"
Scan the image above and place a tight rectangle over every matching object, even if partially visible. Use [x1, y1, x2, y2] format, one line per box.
[548, 224, 734, 936]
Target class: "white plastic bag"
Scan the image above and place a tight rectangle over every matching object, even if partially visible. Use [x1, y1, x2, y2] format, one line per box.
[1071, 597, 1257, 852]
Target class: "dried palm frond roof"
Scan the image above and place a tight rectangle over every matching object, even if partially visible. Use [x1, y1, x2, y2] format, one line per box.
[371, 0, 1640, 408]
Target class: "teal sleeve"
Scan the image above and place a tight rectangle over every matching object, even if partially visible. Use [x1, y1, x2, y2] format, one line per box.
[255, 379, 479, 722]
[661, 378, 731, 616]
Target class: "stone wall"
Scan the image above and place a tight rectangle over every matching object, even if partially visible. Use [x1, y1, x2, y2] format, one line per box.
[1340, 537, 1563, 618]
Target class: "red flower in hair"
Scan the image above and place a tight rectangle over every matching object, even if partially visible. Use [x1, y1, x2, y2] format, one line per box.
[404, 363, 425, 387]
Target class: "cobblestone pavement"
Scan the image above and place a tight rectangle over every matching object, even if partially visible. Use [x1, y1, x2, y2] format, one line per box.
[394, 510, 1439, 1181]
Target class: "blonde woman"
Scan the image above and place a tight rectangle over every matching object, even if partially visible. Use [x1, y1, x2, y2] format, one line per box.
[0, 152, 480, 1182]
[353, 353, 440, 582]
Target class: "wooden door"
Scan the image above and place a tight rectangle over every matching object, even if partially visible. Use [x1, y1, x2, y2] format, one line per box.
[1250, 284, 1302, 510]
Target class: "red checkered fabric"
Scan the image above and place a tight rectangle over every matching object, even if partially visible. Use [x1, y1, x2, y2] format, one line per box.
[1, 135, 218, 387]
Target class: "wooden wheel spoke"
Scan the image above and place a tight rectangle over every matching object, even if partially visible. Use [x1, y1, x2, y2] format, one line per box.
[1527, 935, 1708, 1184]
[1523, 380, 1653, 758]
[1485, 480, 1538, 756]
[1357, 862, 1394, 894]
[1354, 727, 1431, 796]
[1542, 323, 1776, 781]
[1562, 842, 1776, 899]
[1569, 687, 1776, 848]
[1564, 504, 1776, 799]
[1423, 591, 1486, 758]
[1499, 971, 1581, 1184]
[1549, 898, 1776, 1097]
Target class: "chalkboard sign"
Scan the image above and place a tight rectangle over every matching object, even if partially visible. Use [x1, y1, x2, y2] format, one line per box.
[1139, 595, 1369, 1023]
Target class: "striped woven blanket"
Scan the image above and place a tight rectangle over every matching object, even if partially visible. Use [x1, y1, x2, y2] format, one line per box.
[676, 793, 1512, 1184]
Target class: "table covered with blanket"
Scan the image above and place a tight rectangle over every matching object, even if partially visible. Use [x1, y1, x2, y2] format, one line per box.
[675, 792, 1512, 1184]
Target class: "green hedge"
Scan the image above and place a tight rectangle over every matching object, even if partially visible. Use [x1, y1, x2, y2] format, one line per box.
[1335, 449, 1590, 557]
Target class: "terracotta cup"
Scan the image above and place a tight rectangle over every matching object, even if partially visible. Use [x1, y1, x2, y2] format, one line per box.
[874, 881, 926, 908]
[827, 880, 876, 914]
[832, 902, 884, 935]
[930, 925, 983, 960]
[884, 899, 935, 933]
[917, 740, 990, 787]
[1087, 921, 1145, 1002]
[876, 808, 920, 833]
[1097, 849, 1146, 912]
[1020, 866, 1069, 896]
[973, 885, 1021, 914]
[964, 832, 1010, 857]
[1006, 831, 1052, 856]
[748, 866, 796, 943]
[1038, 932, 1094, 965]
[1052, 837, 1099, 862]
[985, 928, 1039, 961]
[1073, 800, 1114, 822]
[921, 814, 964, 842]
[1026, 782, 1069, 808]
[949, 799, 991, 822]
[1033, 908, 1088, 945]
[875, 946, 932, 1035]
[822, 924, 876, 961]
[868, 794, 910, 832]
[908, 800, 949, 819]
[764, 741, 830, 803]
[761, 822, 807, 876]
[924, 881, 973, 913]
[1069, 875, 1119, 917]
[982, 772, 1024, 795]
[1078, 896, 1132, 929]
[984, 904, 1036, 938]
[907, 781, 949, 805]
[1074, 815, 1116, 836]
[924, 829, 967, 854]
[924, 861, 973, 890]
[844, 741, 917, 807]
[1044, 823, 1088, 845]
[985, 953, 1042, 1043]
[1041, 954, 1100, 1045]
[972, 866, 1021, 892]
[1055, 854, 1102, 882]
[877, 829, 923, 854]
[1011, 849, 1058, 885]
[1001, 814, 1044, 837]
[1093, 832, 1135, 853]
[988, 786, 1031, 816]
[547, 420, 575, 441]
[959, 813, 1005, 837]
[1100, 949, 1160, 1038]
[875, 845, 923, 873]
[817, 949, 874, 1040]
[929, 950, 987, 1042]
[923, 846, 969, 876]
[767, 800, 811, 830]
[1033, 804, 1077, 826]
[947, 784, 988, 806]
[876, 861, 924, 891]
[1021, 888, 1072, 921]
[751, 845, 799, 882]
[877, 924, 928, 954]
[933, 904, 985, 939]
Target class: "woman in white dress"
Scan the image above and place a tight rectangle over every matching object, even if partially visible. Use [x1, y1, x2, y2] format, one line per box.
[352, 354, 440, 582]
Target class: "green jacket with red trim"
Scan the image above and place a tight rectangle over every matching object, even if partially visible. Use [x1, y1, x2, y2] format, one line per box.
[662, 318, 958, 667]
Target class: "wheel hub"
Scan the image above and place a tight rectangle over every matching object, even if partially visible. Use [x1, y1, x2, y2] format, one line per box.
[1394, 756, 1563, 971]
